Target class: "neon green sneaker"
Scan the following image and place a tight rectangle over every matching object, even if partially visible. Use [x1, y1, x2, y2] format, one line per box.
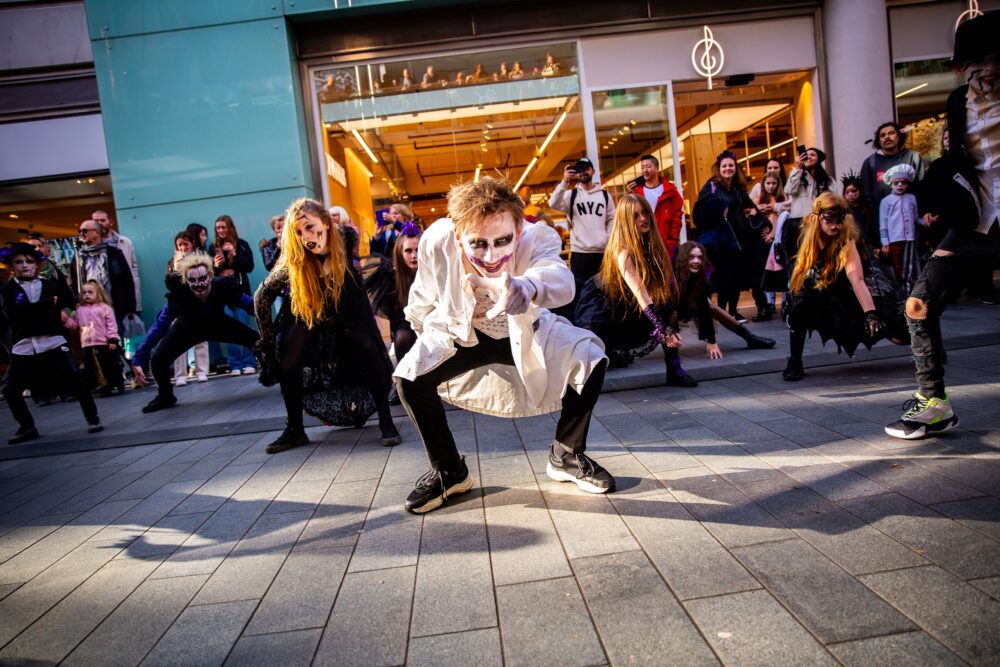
[884, 392, 959, 439]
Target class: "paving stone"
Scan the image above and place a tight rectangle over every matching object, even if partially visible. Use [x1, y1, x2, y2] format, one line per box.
[120, 510, 213, 560]
[685, 589, 837, 666]
[597, 411, 666, 446]
[333, 444, 391, 483]
[245, 545, 351, 635]
[88, 479, 202, 545]
[287, 443, 351, 483]
[573, 550, 718, 666]
[477, 452, 536, 488]
[347, 481, 422, 572]
[475, 414, 525, 459]
[860, 566, 1000, 666]
[0, 583, 19, 600]
[379, 441, 434, 486]
[141, 599, 258, 667]
[540, 479, 639, 559]
[108, 462, 195, 502]
[64, 573, 209, 666]
[407, 627, 503, 667]
[224, 628, 322, 666]
[732, 538, 914, 643]
[264, 478, 332, 515]
[231, 446, 313, 500]
[969, 576, 1000, 601]
[497, 577, 605, 667]
[483, 485, 572, 586]
[843, 492, 1000, 580]
[313, 566, 414, 666]
[150, 498, 269, 579]
[625, 440, 702, 474]
[192, 509, 310, 605]
[828, 631, 967, 667]
[293, 478, 378, 552]
[856, 458, 983, 505]
[931, 496, 1000, 542]
[411, 499, 496, 637]
[168, 463, 264, 516]
[0, 556, 161, 664]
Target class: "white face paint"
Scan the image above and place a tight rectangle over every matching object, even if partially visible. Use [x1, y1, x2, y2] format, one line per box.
[458, 211, 519, 276]
[12, 255, 38, 280]
[890, 179, 909, 196]
[186, 266, 212, 295]
[966, 61, 999, 94]
[687, 247, 704, 274]
[401, 236, 419, 270]
[296, 213, 329, 255]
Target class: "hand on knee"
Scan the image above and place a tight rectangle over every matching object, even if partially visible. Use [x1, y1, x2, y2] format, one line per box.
[905, 297, 927, 320]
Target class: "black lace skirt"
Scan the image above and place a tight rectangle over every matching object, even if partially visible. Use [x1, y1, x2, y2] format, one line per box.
[575, 276, 671, 366]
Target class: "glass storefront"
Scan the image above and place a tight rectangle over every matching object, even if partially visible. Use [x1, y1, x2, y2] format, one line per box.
[894, 57, 962, 164]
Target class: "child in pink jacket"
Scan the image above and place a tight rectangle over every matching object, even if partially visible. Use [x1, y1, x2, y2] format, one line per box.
[67, 280, 124, 396]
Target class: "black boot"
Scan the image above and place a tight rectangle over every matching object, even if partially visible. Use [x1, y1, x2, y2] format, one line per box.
[665, 348, 698, 387]
[141, 393, 177, 413]
[266, 426, 309, 454]
[782, 356, 804, 381]
[9, 425, 40, 445]
[752, 305, 773, 322]
[378, 408, 401, 446]
[736, 324, 776, 349]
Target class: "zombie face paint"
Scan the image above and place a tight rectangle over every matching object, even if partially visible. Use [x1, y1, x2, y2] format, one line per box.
[401, 236, 419, 270]
[844, 184, 861, 205]
[966, 60, 999, 95]
[296, 213, 329, 255]
[186, 266, 212, 295]
[687, 247, 704, 274]
[12, 255, 38, 280]
[458, 211, 519, 276]
[890, 178, 910, 196]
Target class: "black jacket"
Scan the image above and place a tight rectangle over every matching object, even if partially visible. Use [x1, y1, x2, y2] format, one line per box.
[208, 238, 255, 294]
[0, 277, 75, 346]
[70, 244, 137, 316]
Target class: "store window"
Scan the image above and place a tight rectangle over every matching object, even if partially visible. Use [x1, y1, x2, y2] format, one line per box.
[312, 43, 584, 247]
[894, 58, 962, 163]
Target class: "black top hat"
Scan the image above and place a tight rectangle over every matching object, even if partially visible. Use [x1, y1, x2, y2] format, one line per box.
[950, 11, 1000, 66]
[0, 242, 44, 266]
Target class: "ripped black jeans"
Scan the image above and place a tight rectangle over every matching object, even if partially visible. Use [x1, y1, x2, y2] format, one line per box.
[907, 255, 968, 399]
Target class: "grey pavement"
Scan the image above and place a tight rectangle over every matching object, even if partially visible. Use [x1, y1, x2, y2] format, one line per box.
[0, 299, 997, 665]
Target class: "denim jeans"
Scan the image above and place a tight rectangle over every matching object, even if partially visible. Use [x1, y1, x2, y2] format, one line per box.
[225, 306, 257, 370]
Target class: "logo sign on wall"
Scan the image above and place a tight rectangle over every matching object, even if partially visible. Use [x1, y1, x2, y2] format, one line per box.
[955, 0, 983, 31]
[326, 154, 347, 187]
[691, 25, 724, 91]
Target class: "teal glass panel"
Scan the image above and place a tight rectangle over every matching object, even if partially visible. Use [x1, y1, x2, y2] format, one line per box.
[121, 186, 312, 318]
[320, 76, 580, 123]
[93, 19, 311, 209]
[83, 0, 281, 39]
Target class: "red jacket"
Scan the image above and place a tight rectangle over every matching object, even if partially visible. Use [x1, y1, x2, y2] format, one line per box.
[637, 181, 684, 256]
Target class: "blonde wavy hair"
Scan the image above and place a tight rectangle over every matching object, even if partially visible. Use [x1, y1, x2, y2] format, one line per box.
[176, 251, 215, 283]
[789, 192, 859, 293]
[599, 194, 677, 310]
[278, 198, 348, 329]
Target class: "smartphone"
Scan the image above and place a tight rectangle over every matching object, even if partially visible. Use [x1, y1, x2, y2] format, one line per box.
[796, 144, 806, 156]
[631, 176, 645, 189]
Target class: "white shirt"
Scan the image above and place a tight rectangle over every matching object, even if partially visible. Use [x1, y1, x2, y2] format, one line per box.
[966, 87, 1000, 233]
[642, 182, 663, 212]
[9, 278, 67, 356]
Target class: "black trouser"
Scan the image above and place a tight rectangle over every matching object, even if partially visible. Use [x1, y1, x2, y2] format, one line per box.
[907, 255, 969, 399]
[570, 252, 604, 300]
[396, 334, 608, 472]
[83, 345, 123, 391]
[3, 346, 99, 429]
[151, 317, 258, 400]
[393, 325, 417, 364]
[278, 321, 391, 432]
[716, 290, 742, 316]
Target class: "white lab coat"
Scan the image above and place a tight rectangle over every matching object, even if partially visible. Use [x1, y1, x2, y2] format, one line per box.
[394, 219, 606, 418]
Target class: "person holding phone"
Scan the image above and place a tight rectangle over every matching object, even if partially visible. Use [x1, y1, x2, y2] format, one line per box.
[626, 155, 685, 256]
[784, 147, 833, 264]
[208, 215, 256, 375]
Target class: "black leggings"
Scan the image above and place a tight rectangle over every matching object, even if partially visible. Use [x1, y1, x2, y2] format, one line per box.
[716, 290, 741, 315]
[393, 326, 417, 364]
[279, 322, 391, 432]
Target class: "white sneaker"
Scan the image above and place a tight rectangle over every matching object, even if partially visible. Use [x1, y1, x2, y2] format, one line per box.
[196, 373, 208, 383]
[885, 392, 959, 439]
[230, 369, 242, 377]
[174, 377, 188, 387]
[242, 367, 256, 375]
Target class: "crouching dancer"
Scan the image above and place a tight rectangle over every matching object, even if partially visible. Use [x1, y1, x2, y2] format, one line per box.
[132, 252, 258, 413]
[395, 177, 612, 514]
[1, 243, 103, 443]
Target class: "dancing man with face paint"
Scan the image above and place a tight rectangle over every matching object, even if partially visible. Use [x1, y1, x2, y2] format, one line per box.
[1, 243, 104, 444]
[886, 11, 1000, 439]
[395, 177, 612, 514]
[254, 198, 400, 454]
[131, 252, 259, 413]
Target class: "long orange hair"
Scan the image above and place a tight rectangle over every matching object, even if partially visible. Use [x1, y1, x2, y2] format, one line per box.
[277, 198, 349, 329]
[599, 194, 677, 310]
[789, 192, 859, 293]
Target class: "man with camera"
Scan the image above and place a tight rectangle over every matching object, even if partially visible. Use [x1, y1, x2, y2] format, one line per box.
[548, 157, 615, 295]
[626, 154, 685, 256]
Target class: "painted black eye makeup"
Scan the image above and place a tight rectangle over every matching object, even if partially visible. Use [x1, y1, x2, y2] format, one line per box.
[466, 234, 514, 251]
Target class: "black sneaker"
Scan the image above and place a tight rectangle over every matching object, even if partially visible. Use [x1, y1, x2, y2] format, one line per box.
[8, 426, 40, 445]
[405, 458, 474, 514]
[379, 418, 402, 447]
[782, 356, 804, 381]
[266, 427, 309, 454]
[141, 394, 177, 413]
[88, 421, 104, 434]
[546, 447, 615, 494]
[666, 368, 698, 388]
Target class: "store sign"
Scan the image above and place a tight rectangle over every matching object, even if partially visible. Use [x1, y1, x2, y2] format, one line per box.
[955, 0, 983, 31]
[691, 25, 724, 91]
[326, 153, 347, 187]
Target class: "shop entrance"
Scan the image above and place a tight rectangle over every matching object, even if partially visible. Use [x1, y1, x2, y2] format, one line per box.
[312, 43, 586, 247]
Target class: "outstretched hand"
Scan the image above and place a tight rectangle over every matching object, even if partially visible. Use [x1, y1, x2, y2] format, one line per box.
[132, 365, 148, 388]
[466, 272, 534, 318]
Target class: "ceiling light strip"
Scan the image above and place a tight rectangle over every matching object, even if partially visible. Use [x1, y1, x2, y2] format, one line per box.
[738, 136, 797, 164]
[538, 111, 568, 155]
[895, 82, 928, 99]
[351, 128, 380, 164]
[514, 157, 538, 191]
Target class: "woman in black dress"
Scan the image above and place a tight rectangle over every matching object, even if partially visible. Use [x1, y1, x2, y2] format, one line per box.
[254, 198, 401, 453]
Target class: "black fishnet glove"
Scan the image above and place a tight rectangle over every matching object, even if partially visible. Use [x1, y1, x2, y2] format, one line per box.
[864, 310, 885, 341]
